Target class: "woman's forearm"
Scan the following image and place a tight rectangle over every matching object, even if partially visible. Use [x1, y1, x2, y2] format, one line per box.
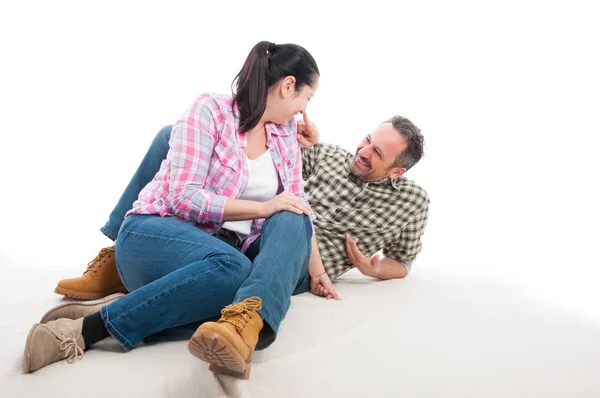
[222, 198, 266, 221]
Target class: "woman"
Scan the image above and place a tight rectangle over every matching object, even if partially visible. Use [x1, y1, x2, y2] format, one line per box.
[23, 41, 320, 379]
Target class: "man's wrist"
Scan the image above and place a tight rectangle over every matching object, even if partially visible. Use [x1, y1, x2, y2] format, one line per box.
[357, 262, 376, 278]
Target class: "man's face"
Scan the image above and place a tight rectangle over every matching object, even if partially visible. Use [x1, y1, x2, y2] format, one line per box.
[350, 123, 408, 182]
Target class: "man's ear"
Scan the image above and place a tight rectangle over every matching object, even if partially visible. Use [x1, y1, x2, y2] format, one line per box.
[389, 167, 406, 179]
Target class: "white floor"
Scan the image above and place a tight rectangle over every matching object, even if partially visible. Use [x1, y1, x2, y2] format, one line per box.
[1, 264, 599, 398]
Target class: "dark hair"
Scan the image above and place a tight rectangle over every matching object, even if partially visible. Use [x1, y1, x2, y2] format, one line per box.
[386, 115, 425, 171]
[232, 41, 319, 133]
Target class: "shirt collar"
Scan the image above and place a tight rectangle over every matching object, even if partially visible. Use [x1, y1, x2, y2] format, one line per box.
[266, 118, 296, 137]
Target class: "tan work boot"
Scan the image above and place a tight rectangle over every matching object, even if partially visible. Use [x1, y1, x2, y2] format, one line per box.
[23, 317, 85, 373]
[40, 292, 125, 323]
[188, 296, 263, 379]
[55, 246, 128, 300]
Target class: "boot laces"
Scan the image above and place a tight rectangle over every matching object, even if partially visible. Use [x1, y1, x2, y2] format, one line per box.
[220, 296, 262, 329]
[50, 328, 84, 364]
[86, 246, 115, 274]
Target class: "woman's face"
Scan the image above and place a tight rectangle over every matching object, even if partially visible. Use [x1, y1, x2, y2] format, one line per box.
[268, 75, 319, 125]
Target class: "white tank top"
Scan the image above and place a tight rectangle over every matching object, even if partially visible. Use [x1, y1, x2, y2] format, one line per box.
[221, 150, 279, 240]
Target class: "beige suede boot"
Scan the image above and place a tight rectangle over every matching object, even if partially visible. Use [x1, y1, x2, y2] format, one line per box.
[23, 318, 85, 373]
[40, 293, 125, 323]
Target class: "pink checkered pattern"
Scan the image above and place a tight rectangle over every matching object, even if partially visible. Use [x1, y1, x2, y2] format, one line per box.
[128, 93, 309, 252]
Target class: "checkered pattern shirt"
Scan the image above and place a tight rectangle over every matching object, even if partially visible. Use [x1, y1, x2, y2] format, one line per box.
[302, 143, 430, 279]
[129, 93, 308, 253]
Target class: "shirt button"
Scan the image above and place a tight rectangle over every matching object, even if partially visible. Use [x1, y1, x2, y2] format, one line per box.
[335, 208, 341, 214]
[276, 163, 281, 167]
[352, 197, 358, 202]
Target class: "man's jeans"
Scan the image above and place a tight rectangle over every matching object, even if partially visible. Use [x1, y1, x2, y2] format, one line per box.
[98, 126, 311, 351]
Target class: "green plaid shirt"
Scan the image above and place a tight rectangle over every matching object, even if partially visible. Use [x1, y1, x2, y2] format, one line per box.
[302, 143, 430, 279]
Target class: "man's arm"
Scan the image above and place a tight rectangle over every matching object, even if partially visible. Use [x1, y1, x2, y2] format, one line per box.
[371, 257, 408, 279]
[346, 200, 428, 279]
[345, 236, 407, 280]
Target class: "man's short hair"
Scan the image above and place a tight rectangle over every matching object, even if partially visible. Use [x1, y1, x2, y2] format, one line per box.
[386, 115, 424, 171]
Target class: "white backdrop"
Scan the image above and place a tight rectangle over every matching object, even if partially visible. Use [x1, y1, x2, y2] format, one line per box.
[1, 1, 599, 324]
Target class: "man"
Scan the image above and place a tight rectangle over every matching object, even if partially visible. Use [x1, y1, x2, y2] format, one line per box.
[300, 115, 428, 299]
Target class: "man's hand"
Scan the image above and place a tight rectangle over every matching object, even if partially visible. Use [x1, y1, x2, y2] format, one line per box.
[310, 272, 341, 300]
[297, 111, 319, 148]
[346, 235, 381, 278]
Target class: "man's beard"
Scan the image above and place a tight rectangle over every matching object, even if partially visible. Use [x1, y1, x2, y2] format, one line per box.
[350, 154, 374, 181]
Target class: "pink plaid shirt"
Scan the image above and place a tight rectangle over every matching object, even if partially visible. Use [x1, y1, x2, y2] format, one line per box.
[128, 93, 310, 252]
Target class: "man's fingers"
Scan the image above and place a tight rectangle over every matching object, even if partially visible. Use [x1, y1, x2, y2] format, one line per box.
[347, 235, 365, 261]
[345, 238, 355, 261]
[346, 239, 359, 264]
[346, 235, 360, 259]
[297, 134, 309, 146]
[302, 110, 310, 126]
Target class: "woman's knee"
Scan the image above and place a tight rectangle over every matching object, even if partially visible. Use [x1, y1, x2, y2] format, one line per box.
[270, 211, 311, 228]
[268, 211, 312, 238]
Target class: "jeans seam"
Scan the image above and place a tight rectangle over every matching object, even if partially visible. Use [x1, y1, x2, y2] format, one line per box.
[114, 259, 132, 292]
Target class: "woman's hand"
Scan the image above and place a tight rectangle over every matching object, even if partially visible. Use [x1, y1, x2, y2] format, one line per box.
[310, 271, 341, 300]
[260, 191, 312, 218]
[297, 111, 320, 148]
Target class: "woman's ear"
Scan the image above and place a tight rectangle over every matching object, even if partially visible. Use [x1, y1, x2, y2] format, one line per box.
[280, 76, 297, 98]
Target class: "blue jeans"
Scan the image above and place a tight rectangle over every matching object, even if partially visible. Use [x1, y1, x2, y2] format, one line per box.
[98, 126, 312, 351]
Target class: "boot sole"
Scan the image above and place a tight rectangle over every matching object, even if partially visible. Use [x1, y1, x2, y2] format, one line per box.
[188, 331, 251, 379]
[40, 293, 125, 323]
[23, 323, 40, 373]
[54, 286, 128, 300]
